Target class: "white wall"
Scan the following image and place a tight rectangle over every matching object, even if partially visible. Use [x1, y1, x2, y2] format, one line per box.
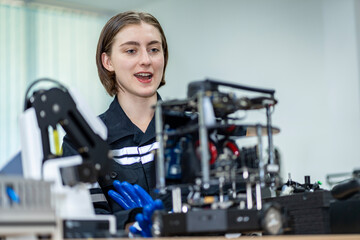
[138, 0, 360, 187]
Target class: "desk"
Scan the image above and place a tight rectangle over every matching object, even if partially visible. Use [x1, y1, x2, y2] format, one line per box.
[104, 235, 360, 240]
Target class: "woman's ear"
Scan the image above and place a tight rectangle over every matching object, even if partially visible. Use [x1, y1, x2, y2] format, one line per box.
[101, 52, 114, 72]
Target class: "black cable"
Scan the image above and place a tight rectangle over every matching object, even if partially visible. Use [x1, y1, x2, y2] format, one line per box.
[23, 78, 67, 110]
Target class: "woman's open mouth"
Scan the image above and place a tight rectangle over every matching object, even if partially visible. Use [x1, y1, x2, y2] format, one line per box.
[134, 72, 153, 83]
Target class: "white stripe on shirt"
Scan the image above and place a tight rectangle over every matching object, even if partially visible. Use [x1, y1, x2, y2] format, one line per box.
[113, 153, 154, 165]
[111, 142, 159, 165]
[91, 193, 108, 203]
[140, 153, 155, 164]
[138, 142, 159, 154]
[88, 182, 100, 189]
[111, 146, 139, 157]
[111, 142, 159, 157]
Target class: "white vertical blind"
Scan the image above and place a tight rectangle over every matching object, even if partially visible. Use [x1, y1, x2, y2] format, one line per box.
[0, 4, 26, 168]
[0, 3, 111, 168]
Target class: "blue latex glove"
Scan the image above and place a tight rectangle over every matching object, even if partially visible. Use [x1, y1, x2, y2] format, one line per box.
[108, 181, 164, 237]
[129, 199, 164, 237]
[108, 180, 153, 209]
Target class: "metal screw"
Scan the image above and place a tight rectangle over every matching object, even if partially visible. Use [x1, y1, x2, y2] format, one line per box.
[52, 103, 60, 113]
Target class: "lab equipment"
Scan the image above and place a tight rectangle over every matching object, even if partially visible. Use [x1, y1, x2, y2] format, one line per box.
[19, 78, 116, 239]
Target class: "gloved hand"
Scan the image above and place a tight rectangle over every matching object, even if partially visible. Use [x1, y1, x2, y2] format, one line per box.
[108, 181, 164, 237]
[129, 199, 164, 237]
[108, 180, 153, 209]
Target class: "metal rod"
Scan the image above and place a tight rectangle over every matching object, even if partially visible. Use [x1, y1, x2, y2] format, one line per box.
[257, 124, 265, 187]
[246, 182, 253, 209]
[155, 101, 166, 193]
[219, 177, 224, 203]
[256, 182, 262, 210]
[231, 166, 237, 199]
[197, 91, 210, 189]
[172, 187, 182, 213]
[205, 79, 275, 96]
[266, 105, 277, 187]
[266, 105, 274, 165]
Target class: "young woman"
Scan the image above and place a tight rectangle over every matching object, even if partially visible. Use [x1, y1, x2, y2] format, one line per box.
[62, 11, 169, 230]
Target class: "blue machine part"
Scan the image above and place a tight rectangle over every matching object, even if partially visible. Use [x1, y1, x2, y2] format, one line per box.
[165, 139, 184, 180]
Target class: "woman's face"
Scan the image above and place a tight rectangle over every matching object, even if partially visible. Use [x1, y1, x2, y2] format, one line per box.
[102, 22, 165, 99]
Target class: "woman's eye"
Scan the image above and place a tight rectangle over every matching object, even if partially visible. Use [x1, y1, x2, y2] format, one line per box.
[150, 48, 160, 53]
[126, 49, 136, 54]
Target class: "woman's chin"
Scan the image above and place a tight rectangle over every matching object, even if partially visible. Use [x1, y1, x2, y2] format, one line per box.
[136, 90, 157, 99]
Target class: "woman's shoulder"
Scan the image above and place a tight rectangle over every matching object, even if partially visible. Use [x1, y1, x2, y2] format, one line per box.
[97, 97, 122, 125]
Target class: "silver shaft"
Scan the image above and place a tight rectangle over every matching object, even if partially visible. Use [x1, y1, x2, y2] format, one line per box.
[266, 106, 274, 165]
[172, 187, 182, 213]
[197, 92, 210, 189]
[257, 124, 265, 187]
[246, 182, 253, 209]
[155, 101, 166, 193]
[256, 182, 262, 210]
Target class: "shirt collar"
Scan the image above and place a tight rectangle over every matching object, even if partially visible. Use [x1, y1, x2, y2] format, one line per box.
[101, 93, 161, 145]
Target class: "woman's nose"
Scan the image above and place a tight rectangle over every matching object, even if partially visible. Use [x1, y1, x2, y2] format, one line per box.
[139, 50, 151, 65]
